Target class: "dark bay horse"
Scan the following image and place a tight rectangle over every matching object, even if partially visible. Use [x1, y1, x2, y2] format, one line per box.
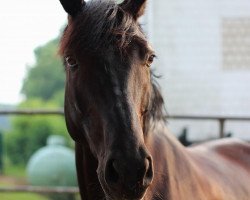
[58, 0, 250, 199]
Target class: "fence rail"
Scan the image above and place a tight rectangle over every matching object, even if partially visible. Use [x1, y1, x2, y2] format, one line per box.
[1, 109, 250, 138]
[0, 185, 79, 194]
[168, 115, 250, 138]
[0, 109, 64, 116]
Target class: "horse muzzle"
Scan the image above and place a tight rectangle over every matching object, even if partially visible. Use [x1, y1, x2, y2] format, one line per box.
[102, 149, 153, 200]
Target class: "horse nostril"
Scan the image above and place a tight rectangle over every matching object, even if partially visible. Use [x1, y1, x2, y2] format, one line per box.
[144, 157, 153, 185]
[136, 157, 153, 186]
[105, 159, 119, 184]
[137, 158, 149, 180]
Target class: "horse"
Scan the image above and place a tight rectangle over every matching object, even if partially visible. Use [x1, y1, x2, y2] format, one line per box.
[58, 0, 250, 199]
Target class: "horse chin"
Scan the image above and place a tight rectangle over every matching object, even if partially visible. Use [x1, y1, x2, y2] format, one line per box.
[99, 180, 146, 200]
[103, 186, 147, 200]
[105, 194, 145, 200]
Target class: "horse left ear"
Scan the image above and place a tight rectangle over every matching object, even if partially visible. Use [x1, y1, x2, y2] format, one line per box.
[120, 0, 147, 20]
[59, 0, 85, 17]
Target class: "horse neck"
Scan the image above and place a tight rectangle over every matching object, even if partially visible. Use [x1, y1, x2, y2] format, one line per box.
[147, 121, 201, 199]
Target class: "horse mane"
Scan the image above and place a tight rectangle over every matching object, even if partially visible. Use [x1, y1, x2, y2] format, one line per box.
[143, 74, 167, 133]
[59, 0, 147, 56]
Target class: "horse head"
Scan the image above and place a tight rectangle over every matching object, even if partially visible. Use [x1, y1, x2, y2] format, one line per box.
[58, 0, 165, 199]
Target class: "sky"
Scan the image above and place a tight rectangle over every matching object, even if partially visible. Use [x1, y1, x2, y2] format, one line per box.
[0, 0, 67, 105]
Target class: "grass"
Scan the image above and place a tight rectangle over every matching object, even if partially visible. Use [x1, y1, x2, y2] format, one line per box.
[0, 193, 49, 200]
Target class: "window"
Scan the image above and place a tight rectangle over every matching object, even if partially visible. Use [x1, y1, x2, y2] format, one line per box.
[222, 18, 250, 69]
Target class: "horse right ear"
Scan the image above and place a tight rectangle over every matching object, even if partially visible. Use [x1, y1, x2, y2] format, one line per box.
[59, 0, 85, 17]
[120, 0, 147, 20]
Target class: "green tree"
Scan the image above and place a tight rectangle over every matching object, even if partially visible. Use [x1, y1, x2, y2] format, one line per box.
[5, 99, 70, 165]
[5, 36, 71, 166]
[22, 38, 65, 103]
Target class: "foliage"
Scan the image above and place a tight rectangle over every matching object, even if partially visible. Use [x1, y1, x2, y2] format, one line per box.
[5, 99, 70, 165]
[21, 38, 65, 103]
[3, 157, 26, 178]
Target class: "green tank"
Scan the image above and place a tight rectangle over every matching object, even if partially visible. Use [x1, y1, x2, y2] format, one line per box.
[27, 135, 77, 200]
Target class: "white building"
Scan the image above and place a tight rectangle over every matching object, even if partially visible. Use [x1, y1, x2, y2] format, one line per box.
[142, 0, 250, 140]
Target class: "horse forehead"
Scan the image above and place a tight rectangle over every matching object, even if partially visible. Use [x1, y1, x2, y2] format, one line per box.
[78, 57, 128, 91]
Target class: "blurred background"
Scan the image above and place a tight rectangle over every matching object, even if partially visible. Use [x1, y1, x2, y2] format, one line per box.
[142, 0, 250, 141]
[0, 0, 250, 199]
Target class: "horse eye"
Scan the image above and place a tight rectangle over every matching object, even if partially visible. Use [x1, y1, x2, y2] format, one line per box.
[66, 56, 78, 68]
[146, 54, 156, 67]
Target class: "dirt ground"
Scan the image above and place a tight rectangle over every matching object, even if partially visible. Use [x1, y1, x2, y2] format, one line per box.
[0, 175, 25, 185]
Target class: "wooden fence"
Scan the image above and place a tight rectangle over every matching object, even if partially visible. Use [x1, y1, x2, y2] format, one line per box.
[0, 109, 250, 194]
[1, 109, 250, 138]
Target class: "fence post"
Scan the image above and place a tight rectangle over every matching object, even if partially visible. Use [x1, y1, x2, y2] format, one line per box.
[219, 119, 225, 138]
[0, 131, 3, 174]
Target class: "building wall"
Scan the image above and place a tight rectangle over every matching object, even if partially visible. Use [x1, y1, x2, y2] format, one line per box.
[143, 0, 250, 140]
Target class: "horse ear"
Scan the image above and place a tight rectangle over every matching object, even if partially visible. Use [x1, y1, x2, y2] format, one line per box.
[120, 0, 147, 20]
[59, 0, 85, 17]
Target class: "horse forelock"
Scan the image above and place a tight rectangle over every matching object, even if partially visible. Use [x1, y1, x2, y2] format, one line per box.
[59, 0, 147, 56]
